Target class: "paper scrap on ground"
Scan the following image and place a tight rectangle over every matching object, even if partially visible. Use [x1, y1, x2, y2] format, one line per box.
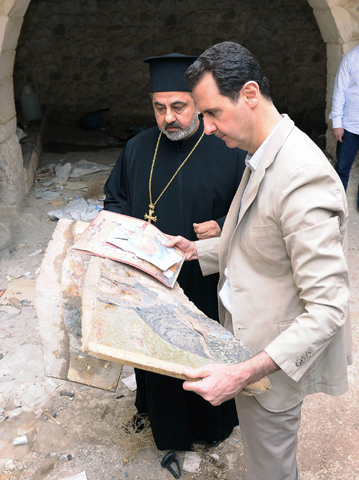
[48, 197, 102, 222]
[69, 159, 109, 178]
[108, 227, 182, 272]
[13, 435, 28, 446]
[64, 181, 88, 190]
[183, 452, 202, 472]
[35, 189, 62, 200]
[121, 374, 137, 391]
[43, 163, 72, 186]
[60, 473, 87, 480]
[28, 249, 42, 257]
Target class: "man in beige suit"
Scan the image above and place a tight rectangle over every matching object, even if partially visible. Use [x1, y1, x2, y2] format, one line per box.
[167, 42, 352, 479]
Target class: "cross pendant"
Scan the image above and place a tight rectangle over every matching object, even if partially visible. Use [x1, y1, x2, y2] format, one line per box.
[144, 203, 157, 223]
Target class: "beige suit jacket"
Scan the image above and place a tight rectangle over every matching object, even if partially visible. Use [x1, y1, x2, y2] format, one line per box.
[196, 115, 352, 412]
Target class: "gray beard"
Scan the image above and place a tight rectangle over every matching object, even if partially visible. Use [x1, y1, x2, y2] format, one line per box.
[160, 112, 199, 141]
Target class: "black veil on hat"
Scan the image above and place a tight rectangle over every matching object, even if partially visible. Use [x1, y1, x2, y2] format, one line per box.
[143, 53, 197, 93]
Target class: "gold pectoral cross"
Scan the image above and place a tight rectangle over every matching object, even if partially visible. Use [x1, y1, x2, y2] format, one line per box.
[144, 203, 157, 223]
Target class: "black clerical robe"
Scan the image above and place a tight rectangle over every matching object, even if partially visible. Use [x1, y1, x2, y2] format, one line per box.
[104, 120, 246, 450]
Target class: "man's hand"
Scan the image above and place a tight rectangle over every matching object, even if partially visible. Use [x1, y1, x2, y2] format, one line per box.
[333, 127, 344, 142]
[165, 234, 198, 261]
[193, 220, 221, 239]
[182, 351, 279, 406]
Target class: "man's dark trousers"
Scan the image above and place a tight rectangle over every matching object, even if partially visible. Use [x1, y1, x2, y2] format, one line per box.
[336, 129, 359, 208]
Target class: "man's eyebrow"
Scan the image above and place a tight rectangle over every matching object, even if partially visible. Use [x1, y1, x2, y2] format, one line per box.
[153, 101, 187, 107]
[202, 107, 218, 113]
[170, 101, 187, 106]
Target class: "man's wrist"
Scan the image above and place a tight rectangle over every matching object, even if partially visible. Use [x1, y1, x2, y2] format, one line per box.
[187, 242, 198, 261]
[241, 351, 279, 387]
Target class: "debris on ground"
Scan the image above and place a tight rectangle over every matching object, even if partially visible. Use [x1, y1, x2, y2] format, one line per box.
[69, 160, 110, 178]
[183, 452, 202, 473]
[35, 189, 63, 200]
[47, 197, 102, 222]
[60, 472, 87, 480]
[12, 435, 28, 446]
[121, 374, 137, 392]
[43, 163, 72, 186]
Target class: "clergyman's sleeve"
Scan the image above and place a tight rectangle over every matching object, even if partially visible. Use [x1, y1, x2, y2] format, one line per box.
[103, 145, 131, 215]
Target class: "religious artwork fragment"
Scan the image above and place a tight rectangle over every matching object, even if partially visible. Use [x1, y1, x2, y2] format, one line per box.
[82, 256, 271, 396]
[35, 218, 122, 391]
[72, 210, 185, 288]
[36, 219, 270, 396]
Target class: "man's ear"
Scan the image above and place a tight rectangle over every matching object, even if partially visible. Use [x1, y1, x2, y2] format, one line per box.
[243, 81, 260, 108]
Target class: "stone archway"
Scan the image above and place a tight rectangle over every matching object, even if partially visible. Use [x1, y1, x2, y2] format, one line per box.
[0, 0, 358, 218]
[0, 0, 30, 218]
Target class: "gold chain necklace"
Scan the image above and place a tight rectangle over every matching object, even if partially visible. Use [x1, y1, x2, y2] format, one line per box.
[144, 129, 205, 223]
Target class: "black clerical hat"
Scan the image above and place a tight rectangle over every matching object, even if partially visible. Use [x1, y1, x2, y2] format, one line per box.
[143, 53, 197, 92]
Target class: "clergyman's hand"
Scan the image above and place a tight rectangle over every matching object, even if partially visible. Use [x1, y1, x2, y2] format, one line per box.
[164, 234, 198, 261]
[193, 220, 221, 239]
[333, 127, 344, 142]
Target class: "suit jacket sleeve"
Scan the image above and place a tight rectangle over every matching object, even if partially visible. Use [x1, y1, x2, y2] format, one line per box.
[196, 237, 220, 276]
[103, 145, 131, 215]
[264, 164, 349, 382]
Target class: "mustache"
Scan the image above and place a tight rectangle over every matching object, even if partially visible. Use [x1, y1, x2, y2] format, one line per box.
[165, 121, 183, 130]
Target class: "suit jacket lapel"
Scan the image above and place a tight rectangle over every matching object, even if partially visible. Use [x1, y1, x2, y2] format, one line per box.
[220, 115, 295, 272]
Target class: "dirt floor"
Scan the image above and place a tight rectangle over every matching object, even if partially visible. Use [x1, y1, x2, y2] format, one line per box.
[0, 126, 358, 480]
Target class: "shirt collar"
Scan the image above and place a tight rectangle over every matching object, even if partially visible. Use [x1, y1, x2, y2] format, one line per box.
[245, 116, 284, 173]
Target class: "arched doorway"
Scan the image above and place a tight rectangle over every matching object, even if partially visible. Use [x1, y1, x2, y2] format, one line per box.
[0, 0, 358, 218]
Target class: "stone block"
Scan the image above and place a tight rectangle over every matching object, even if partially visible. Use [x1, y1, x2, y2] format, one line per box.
[1, 15, 23, 50]
[12, 0, 31, 17]
[307, 0, 341, 10]
[0, 134, 25, 212]
[0, 0, 30, 17]
[334, 6, 358, 44]
[312, 7, 339, 44]
[326, 43, 345, 76]
[0, 48, 15, 82]
[315, 6, 354, 44]
[0, 78, 15, 125]
[0, 117, 16, 143]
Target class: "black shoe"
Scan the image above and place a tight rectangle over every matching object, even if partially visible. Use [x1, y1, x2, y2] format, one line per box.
[207, 439, 222, 447]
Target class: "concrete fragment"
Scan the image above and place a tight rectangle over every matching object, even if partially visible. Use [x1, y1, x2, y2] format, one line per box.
[183, 452, 201, 472]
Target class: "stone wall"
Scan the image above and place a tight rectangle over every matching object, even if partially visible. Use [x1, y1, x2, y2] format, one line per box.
[14, 0, 326, 132]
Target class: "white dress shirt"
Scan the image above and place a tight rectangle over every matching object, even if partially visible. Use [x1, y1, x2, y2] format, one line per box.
[330, 45, 359, 135]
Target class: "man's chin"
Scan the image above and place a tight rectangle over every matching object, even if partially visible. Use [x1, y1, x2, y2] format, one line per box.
[219, 135, 237, 148]
[162, 129, 185, 141]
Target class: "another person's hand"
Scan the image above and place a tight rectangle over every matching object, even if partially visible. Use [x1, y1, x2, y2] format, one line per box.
[333, 127, 344, 142]
[182, 351, 279, 406]
[193, 220, 221, 239]
[165, 234, 198, 261]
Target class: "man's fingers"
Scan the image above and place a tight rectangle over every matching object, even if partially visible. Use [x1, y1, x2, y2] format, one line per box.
[183, 367, 203, 379]
[164, 235, 184, 248]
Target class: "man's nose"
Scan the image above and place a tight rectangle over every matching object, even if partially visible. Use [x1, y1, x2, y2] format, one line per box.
[165, 109, 176, 123]
[203, 118, 217, 135]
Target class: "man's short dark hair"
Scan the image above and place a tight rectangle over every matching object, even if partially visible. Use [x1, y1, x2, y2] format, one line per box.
[185, 42, 271, 103]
